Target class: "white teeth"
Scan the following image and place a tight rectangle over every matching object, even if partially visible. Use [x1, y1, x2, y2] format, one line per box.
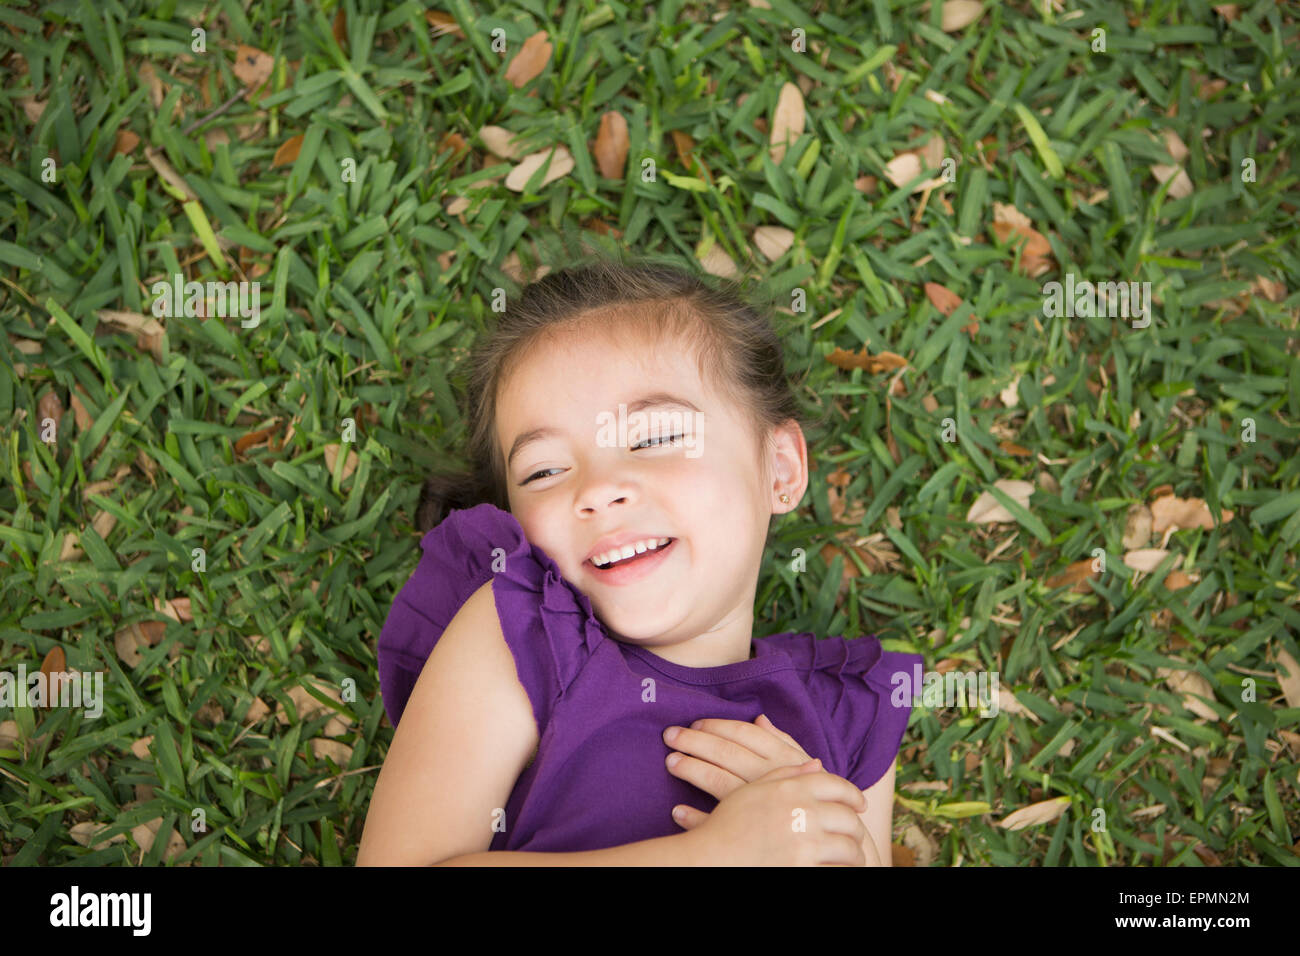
[592, 537, 671, 568]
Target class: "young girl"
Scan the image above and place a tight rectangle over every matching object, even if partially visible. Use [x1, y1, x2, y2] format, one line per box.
[358, 254, 922, 865]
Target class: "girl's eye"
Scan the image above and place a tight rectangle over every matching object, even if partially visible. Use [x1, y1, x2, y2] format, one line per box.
[521, 467, 563, 485]
[634, 434, 684, 450]
[521, 436, 684, 484]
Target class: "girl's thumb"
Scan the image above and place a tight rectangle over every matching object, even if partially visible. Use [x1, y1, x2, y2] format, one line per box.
[798, 757, 822, 772]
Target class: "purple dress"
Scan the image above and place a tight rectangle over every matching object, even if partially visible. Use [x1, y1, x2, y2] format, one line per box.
[377, 503, 921, 854]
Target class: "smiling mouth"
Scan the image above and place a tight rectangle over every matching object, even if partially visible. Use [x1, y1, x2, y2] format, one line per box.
[586, 538, 677, 578]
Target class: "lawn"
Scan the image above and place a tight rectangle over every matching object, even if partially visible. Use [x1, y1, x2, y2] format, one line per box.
[1, 0, 1298, 866]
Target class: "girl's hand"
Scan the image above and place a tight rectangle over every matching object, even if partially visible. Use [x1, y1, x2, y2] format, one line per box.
[662, 714, 815, 802]
[674, 761, 869, 866]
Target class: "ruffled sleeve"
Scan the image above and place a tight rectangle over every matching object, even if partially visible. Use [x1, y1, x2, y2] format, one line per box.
[377, 503, 607, 732]
[781, 634, 922, 791]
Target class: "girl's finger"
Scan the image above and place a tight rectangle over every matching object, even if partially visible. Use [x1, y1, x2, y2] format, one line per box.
[671, 804, 706, 830]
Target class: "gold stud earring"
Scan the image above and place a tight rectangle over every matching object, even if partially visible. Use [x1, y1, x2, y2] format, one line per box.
[779, 494, 790, 504]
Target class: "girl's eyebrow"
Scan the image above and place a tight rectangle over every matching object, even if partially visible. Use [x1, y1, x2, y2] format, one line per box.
[506, 392, 702, 468]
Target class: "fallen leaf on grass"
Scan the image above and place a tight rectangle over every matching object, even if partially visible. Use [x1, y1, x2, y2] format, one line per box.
[966, 479, 1033, 524]
[1156, 667, 1219, 721]
[275, 680, 351, 737]
[941, 0, 985, 31]
[154, 595, 193, 622]
[37, 389, 63, 428]
[753, 226, 794, 261]
[143, 146, 198, 201]
[425, 10, 463, 36]
[1122, 503, 1153, 549]
[1273, 647, 1300, 709]
[113, 129, 140, 156]
[114, 620, 167, 667]
[505, 146, 574, 191]
[233, 44, 275, 98]
[997, 796, 1070, 831]
[131, 818, 186, 861]
[503, 31, 552, 88]
[769, 82, 805, 164]
[271, 134, 304, 168]
[479, 125, 527, 159]
[924, 282, 962, 316]
[1151, 164, 1194, 199]
[826, 347, 908, 374]
[324, 443, 358, 481]
[1123, 548, 1171, 572]
[1150, 494, 1233, 533]
[69, 822, 127, 851]
[592, 111, 628, 180]
[1045, 559, 1098, 593]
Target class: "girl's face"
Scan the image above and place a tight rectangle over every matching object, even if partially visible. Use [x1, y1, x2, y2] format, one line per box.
[495, 320, 806, 662]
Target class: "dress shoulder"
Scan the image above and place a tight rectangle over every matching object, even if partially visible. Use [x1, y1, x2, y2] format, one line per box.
[763, 632, 922, 791]
[377, 503, 607, 731]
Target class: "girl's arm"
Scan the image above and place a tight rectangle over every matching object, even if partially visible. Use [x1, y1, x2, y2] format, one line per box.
[358, 579, 540, 865]
[857, 763, 897, 866]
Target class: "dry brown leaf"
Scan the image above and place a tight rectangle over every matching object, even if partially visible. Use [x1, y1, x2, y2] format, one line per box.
[1123, 548, 1172, 573]
[505, 146, 574, 191]
[1151, 164, 1194, 199]
[1150, 494, 1233, 533]
[479, 125, 527, 159]
[97, 309, 165, 338]
[271, 134, 304, 168]
[69, 822, 126, 851]
[999, 374, 1021, 407]
[990, 202, 1052, 258]
[324, 442, 358, 481]
[113, 129, 140, 156]
[92, 510, 116, 540]
[1045, 559, 1099, 593]
[1160, 128, 1190, 163]
[311, 738, 354, 764]
[137, 62, 164, 109]
[1252, 275, 1286, 303]
[233, 45, 275, 98]
[1156, 667, 1219, 721]
[592, 111, 628, 180]
[1163, 570, 1195, 590]
[966, 479, 1033, 524]
[696, 241, 738, 279]
[826, 347, 908, 374]
[769, 82, 805, 164]
[901, 825, 938, 866]
[1274, 647, 1300, 709]
[38, 389, 63, 427]
[244, 696, 271, 724]
[924, 282, 962, 316]
[59, 532, 83, 562]
[131, 818, 186, 861]
[70, 388, 93, 432]
[1122, 503, 1153, 550]
[41, 646, 67, 702]
[154, 595, 193, 622]
[276, 680, 350, 736]
[1212, 4, 1240, 21]
[143, 146, 198, 201]
[425, 10, 463, 36]
[941, 0, 985, 31]
[997, 796, 1070, 831]
[18, 95, 47, 124]
[891, 842, 915, 866]
[753, 226, 794, 261]
[883, 152, 921, 190]
[504, 31, 552, 88]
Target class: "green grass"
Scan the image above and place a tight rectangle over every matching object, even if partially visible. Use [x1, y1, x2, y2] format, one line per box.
[2, 0, 1298, 866]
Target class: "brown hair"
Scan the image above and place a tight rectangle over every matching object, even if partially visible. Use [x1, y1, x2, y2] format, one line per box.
[415, 245, 829, 534]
